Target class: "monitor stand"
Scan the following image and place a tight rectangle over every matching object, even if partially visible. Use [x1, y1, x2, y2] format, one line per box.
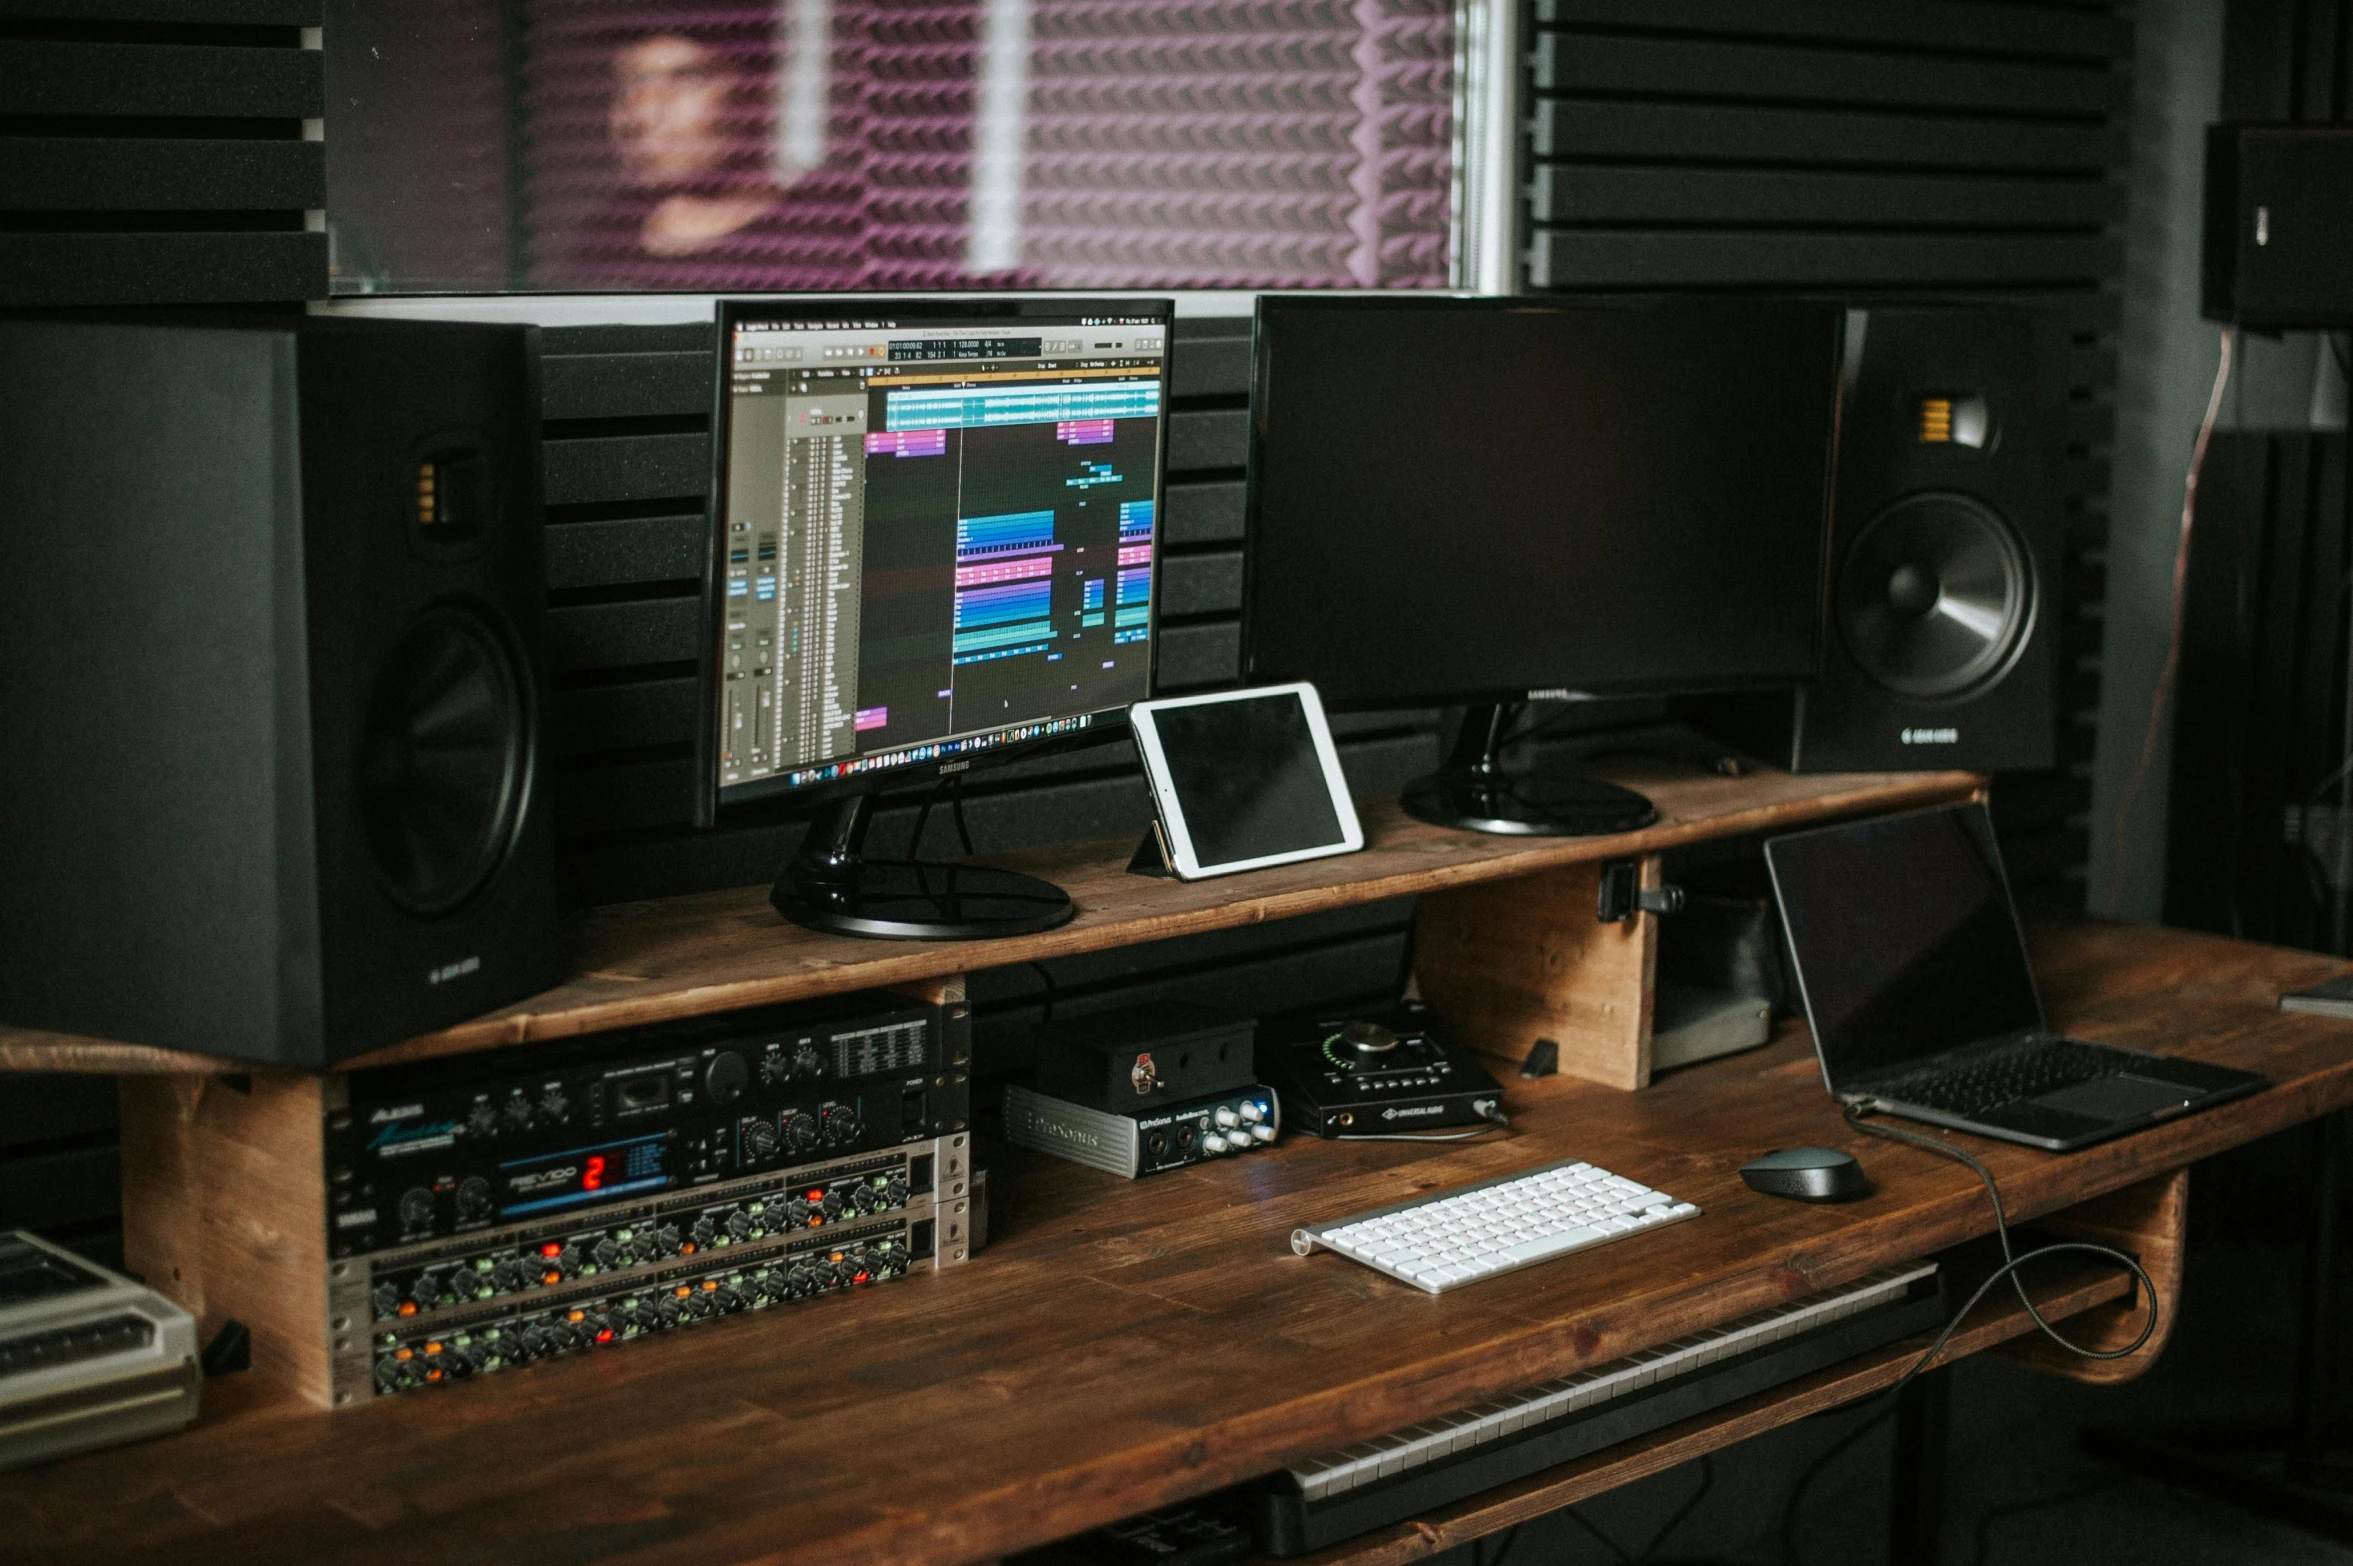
[1401, 704, 1660, 836]
[771, 792, 1077, 940]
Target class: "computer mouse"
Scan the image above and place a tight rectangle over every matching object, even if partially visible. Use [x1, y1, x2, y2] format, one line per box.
[1740, 1147, 1870, 1203]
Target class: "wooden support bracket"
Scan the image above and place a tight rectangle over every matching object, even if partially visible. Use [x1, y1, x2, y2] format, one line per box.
[1992, 1166, 2188, 1385]
[1412, 855, 1662, 1090]
[117, 1072, 337, 1405]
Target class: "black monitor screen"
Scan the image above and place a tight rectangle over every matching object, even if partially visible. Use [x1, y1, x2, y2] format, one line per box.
[712, 304, 1169, 808]
[1767, 803, 2045, 1087]
[1243, 297, 1841, 705]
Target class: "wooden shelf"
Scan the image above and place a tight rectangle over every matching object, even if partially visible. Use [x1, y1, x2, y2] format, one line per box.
[0, 766, 1979, 1076]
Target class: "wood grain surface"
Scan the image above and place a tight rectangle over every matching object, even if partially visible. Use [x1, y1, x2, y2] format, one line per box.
[1416, 855, 1660, 1088]
[0, 768, 1979, 1075]
[117, 1076, 336, 1404]
[6, 920, 2351, 1565]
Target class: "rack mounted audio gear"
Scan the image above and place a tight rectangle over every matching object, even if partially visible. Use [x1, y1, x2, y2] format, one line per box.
[345, 1137, 969, 1400]
[115, 981, 974, 1408]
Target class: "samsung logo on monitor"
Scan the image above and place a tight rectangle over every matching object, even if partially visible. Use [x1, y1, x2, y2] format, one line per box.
[1901, 727, 1960, 745]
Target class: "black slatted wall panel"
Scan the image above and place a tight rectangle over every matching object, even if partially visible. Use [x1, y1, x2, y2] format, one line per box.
[538, 318, 1451, 1068]
[0, 0, 328, 304]
[2168, 433, 2352, 948]
[1525, 0, 2134, 900]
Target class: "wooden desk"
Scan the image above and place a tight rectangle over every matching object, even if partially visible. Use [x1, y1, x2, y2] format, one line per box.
[8, 919, 2351, 1565]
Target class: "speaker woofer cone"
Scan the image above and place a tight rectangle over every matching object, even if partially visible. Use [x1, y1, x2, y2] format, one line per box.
[359, 605, 530, 915]
[1838, 492, 2033, 700]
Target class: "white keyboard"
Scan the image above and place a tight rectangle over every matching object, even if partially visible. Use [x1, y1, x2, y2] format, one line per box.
[1290, 1158, 1699, 1294]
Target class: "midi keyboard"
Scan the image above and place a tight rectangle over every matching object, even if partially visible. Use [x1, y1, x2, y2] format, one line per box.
[1251, 1260, 1944, 1553]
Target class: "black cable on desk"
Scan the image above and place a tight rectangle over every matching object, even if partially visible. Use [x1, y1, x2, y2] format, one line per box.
[1841, 1103, 2161, 1394]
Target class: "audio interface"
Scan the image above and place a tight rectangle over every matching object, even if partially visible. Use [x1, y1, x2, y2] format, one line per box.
[1029, 1002, 1257, 1112]
[1002, 1083, 1279, 1177]
[330, 991, 970, 1254]
[342, 1136, 969, 1400]
[1258, 1009, 1502, 1137]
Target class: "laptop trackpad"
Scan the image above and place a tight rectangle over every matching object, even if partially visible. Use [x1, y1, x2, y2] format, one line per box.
[2035, 1075, 2198, 1120]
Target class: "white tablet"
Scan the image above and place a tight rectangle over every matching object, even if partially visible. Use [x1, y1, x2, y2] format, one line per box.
[1129, 683, 1364, 880]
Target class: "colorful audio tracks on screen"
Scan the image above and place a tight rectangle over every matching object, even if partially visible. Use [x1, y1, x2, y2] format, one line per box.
[882, 379, 1158, 432]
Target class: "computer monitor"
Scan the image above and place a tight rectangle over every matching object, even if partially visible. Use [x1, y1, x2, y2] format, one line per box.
[1242, 295, 1843, 835]
[701, 298, 1174, 938]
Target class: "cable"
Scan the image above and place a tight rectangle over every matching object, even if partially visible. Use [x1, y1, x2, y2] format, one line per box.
[1561, 1505, 1634, 1565]
[909, 774, 950, 862]
[1637, 1454, 1713, 1562]
[1766, 1106, 2160, 1563]
[1473, 1524, 1524, 1566]
[1842, 1104, 2159, 1372]
[951, 773, 975, 855]
[1026, 961, 1058, 1027]
[2103, 326, 2234, 913]
[1777, 1401, 1894, 1566]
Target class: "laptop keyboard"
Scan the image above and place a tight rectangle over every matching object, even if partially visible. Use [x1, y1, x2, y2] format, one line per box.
[1878, 1038, 2137, 1118]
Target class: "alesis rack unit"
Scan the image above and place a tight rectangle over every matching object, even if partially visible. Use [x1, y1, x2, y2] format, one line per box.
[328, 992, 966, 1254]
[116, 980, 974, 1407]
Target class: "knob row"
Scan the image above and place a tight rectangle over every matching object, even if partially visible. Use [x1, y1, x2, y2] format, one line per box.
[374, 1171, 911, 1320]
[372, 1236, 912, 1394]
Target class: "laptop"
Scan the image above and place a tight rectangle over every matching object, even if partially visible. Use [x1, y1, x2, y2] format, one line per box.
[1765, 801, 2266, 1152]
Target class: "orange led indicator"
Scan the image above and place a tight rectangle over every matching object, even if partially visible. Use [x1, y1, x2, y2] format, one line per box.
[674, 1285, 692, 1297]
[701, 1279, 719, 1292]
[397, 1302, 417, 1316]
[566, 1309, 586, 1322]
[424, 1342, 442, 1355]
[542, 1271, 562, 1286]
[425, 1368, 443, 1381]
[394, 1348, 414, 1361]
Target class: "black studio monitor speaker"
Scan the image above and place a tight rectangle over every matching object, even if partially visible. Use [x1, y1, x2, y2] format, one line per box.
[0, 316, 563, 1068]
[1692, 306, 2063, 774]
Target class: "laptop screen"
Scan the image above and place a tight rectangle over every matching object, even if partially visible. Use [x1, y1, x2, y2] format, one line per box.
[1766, 802, 2045, 1088]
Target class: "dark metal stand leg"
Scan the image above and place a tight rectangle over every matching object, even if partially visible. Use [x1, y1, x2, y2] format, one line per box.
[2080, 1108, 2353, 1539]
[2293, 1112, 2346, 1485]
[1890, 1367, 1952, 1565]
